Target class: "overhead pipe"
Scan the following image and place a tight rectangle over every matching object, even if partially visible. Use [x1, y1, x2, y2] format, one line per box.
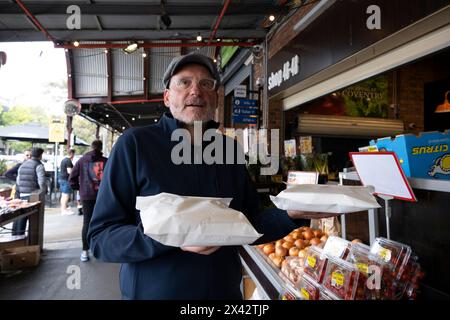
[55, 40, 258, 50]
[208, 0, 232, 45]
[106, 103, 132, 128]
[15, 0, 56, 42]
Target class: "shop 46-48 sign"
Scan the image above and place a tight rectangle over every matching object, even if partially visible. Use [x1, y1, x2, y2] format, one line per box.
[268, 54, 299, 91]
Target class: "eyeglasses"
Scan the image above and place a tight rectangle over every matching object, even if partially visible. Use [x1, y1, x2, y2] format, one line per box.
[170, 77, 217, 92]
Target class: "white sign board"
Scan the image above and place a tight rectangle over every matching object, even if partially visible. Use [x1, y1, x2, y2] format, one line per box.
[287, 171, 319, 185]
[350, 152, 416, 201]
[234, 85, 247, 98]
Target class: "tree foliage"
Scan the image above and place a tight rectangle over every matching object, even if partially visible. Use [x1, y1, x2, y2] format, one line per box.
[1, 105, 48, 126]
[72, 116, 97, 154]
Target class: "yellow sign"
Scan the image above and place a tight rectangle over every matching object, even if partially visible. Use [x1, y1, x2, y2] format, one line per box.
[49, 118, 65, 143]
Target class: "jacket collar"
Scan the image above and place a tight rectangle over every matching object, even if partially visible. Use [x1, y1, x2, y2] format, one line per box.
[159, 112, 220, 135]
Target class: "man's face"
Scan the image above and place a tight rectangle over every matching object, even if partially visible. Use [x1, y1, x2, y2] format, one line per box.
[24, 151, 31, 160]
[163, 64, 218, 125]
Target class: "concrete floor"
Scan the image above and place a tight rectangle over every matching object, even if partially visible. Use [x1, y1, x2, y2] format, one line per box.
[0, 206, 121, 300]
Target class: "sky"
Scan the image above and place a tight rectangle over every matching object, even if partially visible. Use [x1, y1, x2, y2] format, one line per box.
[0, 41, 67, 116]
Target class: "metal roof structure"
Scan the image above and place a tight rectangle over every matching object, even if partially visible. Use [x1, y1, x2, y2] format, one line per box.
[0, 0, 299, 132]
[0, 123, 89, 145]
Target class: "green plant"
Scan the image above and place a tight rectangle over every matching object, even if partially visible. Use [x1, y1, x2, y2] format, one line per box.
[313, 153, 329, 175]
[298, 153, 329, 175]
[300, 154, 315, 171]
[280, 155, 303, 177]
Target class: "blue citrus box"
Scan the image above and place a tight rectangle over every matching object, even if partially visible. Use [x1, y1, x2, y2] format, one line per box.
[369, 131, 450, 180]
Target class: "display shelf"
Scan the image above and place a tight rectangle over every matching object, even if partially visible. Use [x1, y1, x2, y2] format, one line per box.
[239, 245, 288, 300]
[339, 171, 450, 193]
[408, 177, 450, 193]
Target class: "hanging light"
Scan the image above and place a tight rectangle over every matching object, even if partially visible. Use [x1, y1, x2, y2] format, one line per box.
[123, 42, 138, 54]
[160, 14, 172, 30]
[269, 15, 276, 22]
[142, 52, 147, 58]
[196, 34, 202, 42]
[73, 41, 80, 47]
[159, 0, 171, 30]
[435, 91, 450, 113]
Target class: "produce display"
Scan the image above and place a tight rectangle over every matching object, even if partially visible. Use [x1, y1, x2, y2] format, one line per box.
[369, 238, 425, 300]
[256, 232, 424, 300]
[322, 255, 360, 300]
[257, 226, 328, 270]
[323, 236, 352, 259]
[280, 256, 304, 284]
[345, 242, 382, 299]
[303, 246, 328, 283]
[279, 287, 300, 300]
[318, 288, 340, 300]
[396, 252, 424, 300]
[297, 274, 321, 300]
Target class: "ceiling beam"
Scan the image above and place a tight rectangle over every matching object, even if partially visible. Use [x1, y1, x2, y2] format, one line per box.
[0, 29, 267, 42]
[0, 3, 288, 15]
[94, 16, 103, 31]
[58, 41, 259, 49]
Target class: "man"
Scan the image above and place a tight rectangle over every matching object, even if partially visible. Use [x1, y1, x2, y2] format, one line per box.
[88, 53, 338, 299]
[69, 140, 107, 262]
[13, 147, 46, 235]
[4, 150, 31, 199]
[59, 148, 75, 215]
[4, 150, 31, 181]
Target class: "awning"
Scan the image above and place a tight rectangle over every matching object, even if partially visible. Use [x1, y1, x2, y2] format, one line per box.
[0, 123, 89, 146]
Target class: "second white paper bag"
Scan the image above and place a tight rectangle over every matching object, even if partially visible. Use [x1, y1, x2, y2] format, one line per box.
[270, 184, 380, 214]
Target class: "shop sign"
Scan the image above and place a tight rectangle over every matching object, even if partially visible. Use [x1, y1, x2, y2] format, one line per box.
[267, 0, 448, 97]
[300, 136, 313, 154]
[232, 98, 259, 124]
[233, 106, 258, 116]
[49, 117, 65, 143]
[268, 54, 299, 91]
[233, 114, 258, 124]
[234, 98, 258, 107]
[284, 139, 297, 158]
[234, 85, 247, 98]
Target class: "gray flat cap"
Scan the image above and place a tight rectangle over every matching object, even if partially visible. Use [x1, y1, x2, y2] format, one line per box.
[163, 53, 221, 89]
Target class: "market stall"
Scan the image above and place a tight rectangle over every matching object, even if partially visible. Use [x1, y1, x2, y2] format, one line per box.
[0, 200, 43, 251]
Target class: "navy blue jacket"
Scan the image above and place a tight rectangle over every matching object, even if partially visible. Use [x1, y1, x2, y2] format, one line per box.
[88, 113, 307, 299]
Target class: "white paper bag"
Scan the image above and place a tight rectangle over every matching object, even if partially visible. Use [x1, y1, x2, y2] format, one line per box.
[136, 193, 262, 247]
[270, 184, 380, 214]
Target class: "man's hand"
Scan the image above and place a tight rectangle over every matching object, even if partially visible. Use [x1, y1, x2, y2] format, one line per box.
[287, 210, 341, 219]
[181, 246, 220, 255]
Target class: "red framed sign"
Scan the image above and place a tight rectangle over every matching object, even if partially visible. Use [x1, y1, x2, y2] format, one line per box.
[349, 152, 417, 202]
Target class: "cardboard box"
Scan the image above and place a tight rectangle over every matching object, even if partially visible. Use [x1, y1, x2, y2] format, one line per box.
[370, 131, 450, 180]
[0, 235, 27, 251]
[0, 245, 40, 271]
